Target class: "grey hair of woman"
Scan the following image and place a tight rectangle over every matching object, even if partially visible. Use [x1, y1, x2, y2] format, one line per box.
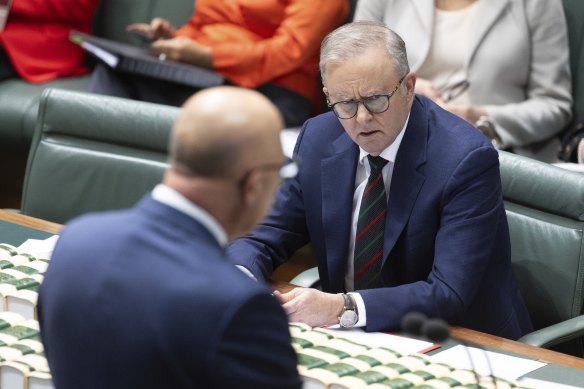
[319, 21, 410, 86]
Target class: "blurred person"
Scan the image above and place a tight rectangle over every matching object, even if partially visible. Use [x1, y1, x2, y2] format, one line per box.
[89, 0, 349, 127]
[0, 0, 99, 83]
[39, 86, 301, 389]
[228, 22, 533, 340]
[354, 0, 572, 162]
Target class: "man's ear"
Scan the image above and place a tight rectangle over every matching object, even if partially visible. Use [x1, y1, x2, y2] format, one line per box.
[406, 72, 416, 97]
[323, 86, 329, 102]
[239, 170, 262, 207]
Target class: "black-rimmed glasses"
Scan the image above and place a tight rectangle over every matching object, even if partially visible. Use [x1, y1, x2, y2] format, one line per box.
[327, 74, 407, 119]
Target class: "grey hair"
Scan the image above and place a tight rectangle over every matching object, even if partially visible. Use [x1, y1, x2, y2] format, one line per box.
[320, 21, 410, 85]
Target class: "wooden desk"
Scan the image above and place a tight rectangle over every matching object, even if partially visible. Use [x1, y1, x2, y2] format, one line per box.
[4, 212, 584, 373]
[0, 210, 62, 235]
[270, 280, 584, 371]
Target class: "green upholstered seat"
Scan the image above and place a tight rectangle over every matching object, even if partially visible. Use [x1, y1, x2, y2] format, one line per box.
[20, 89, 179, 224]
[498, 151, 584, 356]
[0, 0, 194, 152]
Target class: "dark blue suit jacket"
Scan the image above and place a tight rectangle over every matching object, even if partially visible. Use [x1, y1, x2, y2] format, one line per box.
[228, 96, 533, 339]
[39, 196, 301, 389]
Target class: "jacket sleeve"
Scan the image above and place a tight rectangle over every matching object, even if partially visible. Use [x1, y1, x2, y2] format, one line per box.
[485, 0, 572, 148]
[179, 0, 348, 88]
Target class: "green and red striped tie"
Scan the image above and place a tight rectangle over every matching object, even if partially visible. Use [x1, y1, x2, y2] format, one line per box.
[354, 155, 388, 290]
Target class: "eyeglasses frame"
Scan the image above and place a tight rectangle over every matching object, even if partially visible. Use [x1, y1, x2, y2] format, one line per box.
[327, 74, 408, 120]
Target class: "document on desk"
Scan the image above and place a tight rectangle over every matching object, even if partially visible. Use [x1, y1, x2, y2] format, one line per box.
[17, 235, 59, 260]
[430, 344, 546, 381]
[324, 325, 439, 356]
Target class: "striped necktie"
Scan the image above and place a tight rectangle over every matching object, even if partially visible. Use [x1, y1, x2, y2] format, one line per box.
[354, 155, 388, 290]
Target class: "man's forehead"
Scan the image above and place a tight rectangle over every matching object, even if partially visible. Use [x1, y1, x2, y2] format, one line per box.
[325, 73, 396, 99]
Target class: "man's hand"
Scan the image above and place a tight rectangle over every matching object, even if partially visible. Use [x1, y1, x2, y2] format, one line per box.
[151, 37, 213, 69]
[441, 103, 486, 125]
[273, 288, 344, 327]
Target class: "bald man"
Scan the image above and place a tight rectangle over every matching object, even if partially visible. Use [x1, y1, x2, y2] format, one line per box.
[38, 86, 302, 389]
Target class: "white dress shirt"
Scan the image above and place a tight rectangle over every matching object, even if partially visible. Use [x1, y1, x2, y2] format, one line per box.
[345, 115, 409, 327]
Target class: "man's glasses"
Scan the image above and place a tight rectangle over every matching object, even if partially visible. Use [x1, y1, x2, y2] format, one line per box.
[238, 159, 298, 186]
[327, 74, 407, 120]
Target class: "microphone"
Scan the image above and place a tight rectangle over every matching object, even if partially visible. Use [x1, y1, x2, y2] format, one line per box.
[421, 317, 450, 343]
[400, 311, 427, 336]
[401, 312, 497, 388]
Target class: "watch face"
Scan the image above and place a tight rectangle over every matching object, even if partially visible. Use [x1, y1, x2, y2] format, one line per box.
[340, 310, 358, 328]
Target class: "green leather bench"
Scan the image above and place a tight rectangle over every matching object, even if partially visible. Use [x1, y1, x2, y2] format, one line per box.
[498, 151, 584, 356]
[0, 0, 194, 152]
[21, 89, 179, 224]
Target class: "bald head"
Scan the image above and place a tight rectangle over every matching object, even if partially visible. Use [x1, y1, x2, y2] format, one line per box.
[170, 86, 284, 178]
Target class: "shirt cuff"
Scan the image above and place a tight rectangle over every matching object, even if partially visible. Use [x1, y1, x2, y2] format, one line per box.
[348, 292, 367, 327]
[236, 265, 257, 282]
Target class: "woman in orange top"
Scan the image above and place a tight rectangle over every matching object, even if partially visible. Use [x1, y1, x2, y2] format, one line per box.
[0, 0, 99, 83]
[89, 0, 349, 127]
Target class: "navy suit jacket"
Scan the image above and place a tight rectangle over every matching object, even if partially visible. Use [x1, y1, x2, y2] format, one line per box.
[228, 96, 533, 339]
[39, 196, 301, 389]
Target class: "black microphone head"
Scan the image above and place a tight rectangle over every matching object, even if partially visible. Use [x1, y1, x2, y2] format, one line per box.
[401, 312, 428, 336]
[422, 318, 450, 342]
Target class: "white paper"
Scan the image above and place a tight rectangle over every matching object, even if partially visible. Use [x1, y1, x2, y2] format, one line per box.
[518, 377, 584, 389]
[17, 235, 59, 260]
[323, 326, 437, 356]
[280, 127, 300, 159]
[430, 344, 546, 381]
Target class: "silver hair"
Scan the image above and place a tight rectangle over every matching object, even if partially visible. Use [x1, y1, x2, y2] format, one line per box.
[319, 21, 410, 85]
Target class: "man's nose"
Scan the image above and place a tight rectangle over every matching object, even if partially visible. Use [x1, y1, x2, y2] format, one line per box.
[355, 102, 373, 124]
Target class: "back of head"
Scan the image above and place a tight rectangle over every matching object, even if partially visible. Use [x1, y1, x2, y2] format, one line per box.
[169, 86, 284, 179]
[319, 21, 410, 85]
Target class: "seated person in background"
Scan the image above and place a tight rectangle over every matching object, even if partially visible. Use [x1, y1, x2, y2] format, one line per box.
[354, 0, 572, 163]
[0, 0, 99, 83]
[89, 0, 349, 127]
[38, 86, 301, 389]
[227, 22, 533, 340]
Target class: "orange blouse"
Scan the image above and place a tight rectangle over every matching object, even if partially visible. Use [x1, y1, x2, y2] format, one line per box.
[0, 0, 99, 83]
[177, 0, 349, 106]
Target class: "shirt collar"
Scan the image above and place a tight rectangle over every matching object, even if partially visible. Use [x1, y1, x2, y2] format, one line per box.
[151, 184, 229, 247]
[358, 114, 410, 166]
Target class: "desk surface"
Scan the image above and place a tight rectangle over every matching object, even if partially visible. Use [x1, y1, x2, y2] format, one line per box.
[271, 279, 584, 373]
[3, 211, 584, 381]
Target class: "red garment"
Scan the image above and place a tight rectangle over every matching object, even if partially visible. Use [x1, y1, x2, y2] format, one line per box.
[177, 0, 348, 106]
[0, 0, 99, 83]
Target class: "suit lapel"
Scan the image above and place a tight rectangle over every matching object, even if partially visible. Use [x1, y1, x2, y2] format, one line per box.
[466, 0, 510, 68]
[382, 98, 427, 266]
[322, 133, 358, 291]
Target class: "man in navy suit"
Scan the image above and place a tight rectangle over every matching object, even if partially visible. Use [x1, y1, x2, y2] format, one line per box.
[228, 22, 533, 340]
[38, 87, 302, 389]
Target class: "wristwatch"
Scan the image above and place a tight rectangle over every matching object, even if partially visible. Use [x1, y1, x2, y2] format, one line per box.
[338, 293, 358, 328]
[475, 115, 501, 146]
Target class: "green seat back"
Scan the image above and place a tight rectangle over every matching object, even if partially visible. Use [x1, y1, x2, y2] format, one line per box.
[499, 150, 584, 356]
[21, 89, 179, 224]
[93, 0, 195, 44]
